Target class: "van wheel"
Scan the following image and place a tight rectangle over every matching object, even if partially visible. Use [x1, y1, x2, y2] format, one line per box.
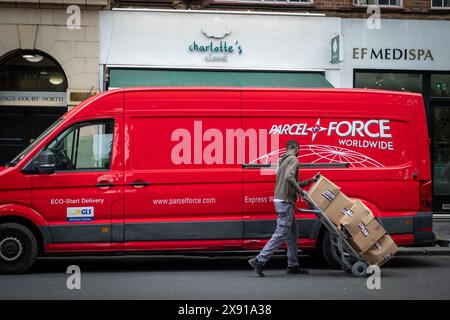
[0, 223, 38, 274]
[321, 230, 342, 269]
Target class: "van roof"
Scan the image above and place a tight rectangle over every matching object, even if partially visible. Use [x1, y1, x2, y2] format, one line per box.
[105, 86, 423, 98]
[65, 86, 424, 121]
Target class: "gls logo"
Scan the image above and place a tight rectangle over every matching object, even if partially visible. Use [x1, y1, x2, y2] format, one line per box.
[67, 207, 94, 222]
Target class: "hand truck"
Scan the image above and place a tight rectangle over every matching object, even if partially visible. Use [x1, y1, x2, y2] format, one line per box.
[297, 189, 371, 278]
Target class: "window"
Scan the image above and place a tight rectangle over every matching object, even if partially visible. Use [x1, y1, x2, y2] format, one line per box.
[46, 121, 114, 171]
[354, 72, 423, 93]
[432, 0, 450, 8]
[354, 0, 402, 6]
[433, 107, 450, 195]
[0, 50, 67, 92]
[431, 74, 450, 97]
[215, 0, 312, 3]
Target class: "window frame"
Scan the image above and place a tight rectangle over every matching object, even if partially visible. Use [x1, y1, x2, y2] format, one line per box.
[45, 119, 115, 173]
[431, 0, 450, 9]
[353, 70, 424, 93]
[353, 0, 403, 8]
[210, 0, 314, 5]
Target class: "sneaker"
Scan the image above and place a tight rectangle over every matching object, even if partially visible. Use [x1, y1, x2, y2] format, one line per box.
[248, 257, 265, 277]
[287, 266, 309, 275]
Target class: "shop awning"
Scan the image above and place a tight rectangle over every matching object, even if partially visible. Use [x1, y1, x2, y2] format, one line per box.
[108, 69, 333, 89]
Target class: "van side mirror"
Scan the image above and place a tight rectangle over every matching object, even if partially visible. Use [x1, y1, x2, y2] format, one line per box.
[34, 150, 56, 174]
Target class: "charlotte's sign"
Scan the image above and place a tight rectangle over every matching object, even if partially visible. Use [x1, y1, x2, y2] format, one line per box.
[0, 91, 67, 107]
[188, 29, 243, 62]
[353, 48, 434, 61]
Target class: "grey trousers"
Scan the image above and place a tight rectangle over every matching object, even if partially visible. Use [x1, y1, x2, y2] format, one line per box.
[256, 201, 300, 268]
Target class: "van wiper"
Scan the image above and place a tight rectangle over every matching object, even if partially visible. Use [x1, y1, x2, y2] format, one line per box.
[5, 161, 16, 167]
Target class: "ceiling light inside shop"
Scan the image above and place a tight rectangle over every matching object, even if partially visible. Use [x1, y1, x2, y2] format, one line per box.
[49, 75, 64, 85]
[22, 54, 44, 63]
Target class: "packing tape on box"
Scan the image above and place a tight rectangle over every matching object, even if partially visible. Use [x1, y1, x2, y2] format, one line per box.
[375, 241, 383, 250]
[322, 189, 337, 202]
[383, 253, 393, 261]
[341, 208, 354, 217]
[358, 223, 369, 237]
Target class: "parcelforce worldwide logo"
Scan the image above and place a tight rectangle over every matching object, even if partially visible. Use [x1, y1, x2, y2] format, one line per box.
[269, 118, 392, 140]
[307, 118, 327, 141]
[268, 118, 394, 151]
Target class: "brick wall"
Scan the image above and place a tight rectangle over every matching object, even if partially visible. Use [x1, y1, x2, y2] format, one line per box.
[165, 0, 450, 20]
[0, 0, 107, 8]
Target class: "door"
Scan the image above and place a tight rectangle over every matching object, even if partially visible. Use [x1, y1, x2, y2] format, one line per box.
[31, 118, 124, 248]
[123, 90, 243, 250]
[0, 107, 65, 165]
[432, 103, 450, 213]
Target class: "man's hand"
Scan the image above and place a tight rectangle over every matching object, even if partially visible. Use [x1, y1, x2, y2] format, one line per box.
[298, 188, 306, 198]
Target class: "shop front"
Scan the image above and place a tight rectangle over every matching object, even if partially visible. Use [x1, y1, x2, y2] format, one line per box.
[99, 9, 342, 90]
[341, 18, 450, 215]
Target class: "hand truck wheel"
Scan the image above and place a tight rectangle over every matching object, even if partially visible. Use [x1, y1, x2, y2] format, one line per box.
[351, 261, 368, 278]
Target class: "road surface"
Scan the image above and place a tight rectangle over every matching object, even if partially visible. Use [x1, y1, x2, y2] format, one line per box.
[0, 254, 449, 300]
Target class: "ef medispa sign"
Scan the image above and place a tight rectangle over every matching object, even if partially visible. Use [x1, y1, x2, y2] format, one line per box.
[0, 91, 67, 107]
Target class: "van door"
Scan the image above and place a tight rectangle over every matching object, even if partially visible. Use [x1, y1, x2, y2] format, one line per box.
[31, 117, 124, 248]
[123, 89, 242, 250]
[241, 90, 319, 250]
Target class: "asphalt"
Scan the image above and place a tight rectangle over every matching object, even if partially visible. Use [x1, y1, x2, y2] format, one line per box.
[0, 254, 449, 300]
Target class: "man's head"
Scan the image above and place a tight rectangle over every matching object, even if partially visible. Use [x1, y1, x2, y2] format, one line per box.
[286, 140, 300, 156]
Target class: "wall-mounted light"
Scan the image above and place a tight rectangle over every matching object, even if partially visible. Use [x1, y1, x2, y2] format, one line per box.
[22, 54, 44, 63]
[49, 75, 64, 85]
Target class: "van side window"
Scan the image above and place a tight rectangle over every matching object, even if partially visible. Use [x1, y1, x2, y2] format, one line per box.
[46, 120, 114, 171]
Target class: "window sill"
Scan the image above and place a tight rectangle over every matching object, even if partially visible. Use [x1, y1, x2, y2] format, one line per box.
[352, 4, 405, 11]
[429, 7, 450, 11]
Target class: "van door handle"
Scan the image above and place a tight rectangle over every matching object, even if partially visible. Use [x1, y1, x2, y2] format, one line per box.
[96, 182, 115, 188]
[129, 181, 150, 187]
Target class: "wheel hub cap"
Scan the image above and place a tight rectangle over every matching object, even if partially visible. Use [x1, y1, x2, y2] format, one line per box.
[0, 236, 23, 262]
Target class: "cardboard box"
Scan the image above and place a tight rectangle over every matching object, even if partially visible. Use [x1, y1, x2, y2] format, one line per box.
[307, 176, 340, 211]
[340, 200, 374, 237]
[348, 219, 387, 253]
[323, 193, 354, 226]
[362, 234, 398, 267]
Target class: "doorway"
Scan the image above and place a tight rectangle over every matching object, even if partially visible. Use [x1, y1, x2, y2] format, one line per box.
[432, 103, 450, 213]
[0, 49, 68, 165]
[0, 106, 66, 165]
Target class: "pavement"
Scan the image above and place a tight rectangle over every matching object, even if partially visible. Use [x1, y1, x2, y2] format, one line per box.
[0, 254, 449, 300]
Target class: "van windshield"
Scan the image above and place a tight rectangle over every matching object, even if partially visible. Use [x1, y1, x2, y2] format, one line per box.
[6, 119, 63, 167]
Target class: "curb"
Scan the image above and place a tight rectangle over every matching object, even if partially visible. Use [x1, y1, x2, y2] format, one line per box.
[398, 247, 450, 256]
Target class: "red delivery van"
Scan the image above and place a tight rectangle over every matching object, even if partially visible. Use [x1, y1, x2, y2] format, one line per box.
[0, 87, 435, 274]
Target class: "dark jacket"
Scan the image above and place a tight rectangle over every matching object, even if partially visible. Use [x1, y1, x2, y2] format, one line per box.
[274, 153, 302, 204]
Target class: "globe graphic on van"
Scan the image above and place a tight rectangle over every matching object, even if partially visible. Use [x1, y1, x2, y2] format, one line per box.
[250, 144, 384, 168]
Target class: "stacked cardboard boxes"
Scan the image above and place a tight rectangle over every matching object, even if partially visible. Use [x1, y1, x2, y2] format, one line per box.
[307, 176, 398, 267]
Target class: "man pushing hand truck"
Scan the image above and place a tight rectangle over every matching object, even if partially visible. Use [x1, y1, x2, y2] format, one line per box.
[249, 140, 320, 277]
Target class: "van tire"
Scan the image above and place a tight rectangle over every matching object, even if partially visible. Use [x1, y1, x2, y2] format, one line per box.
[0, 223, 38, 274]
[321, 230, 342, 269]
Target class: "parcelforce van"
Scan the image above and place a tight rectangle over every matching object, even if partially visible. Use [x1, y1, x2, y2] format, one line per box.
[0, 87, 435, 274]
